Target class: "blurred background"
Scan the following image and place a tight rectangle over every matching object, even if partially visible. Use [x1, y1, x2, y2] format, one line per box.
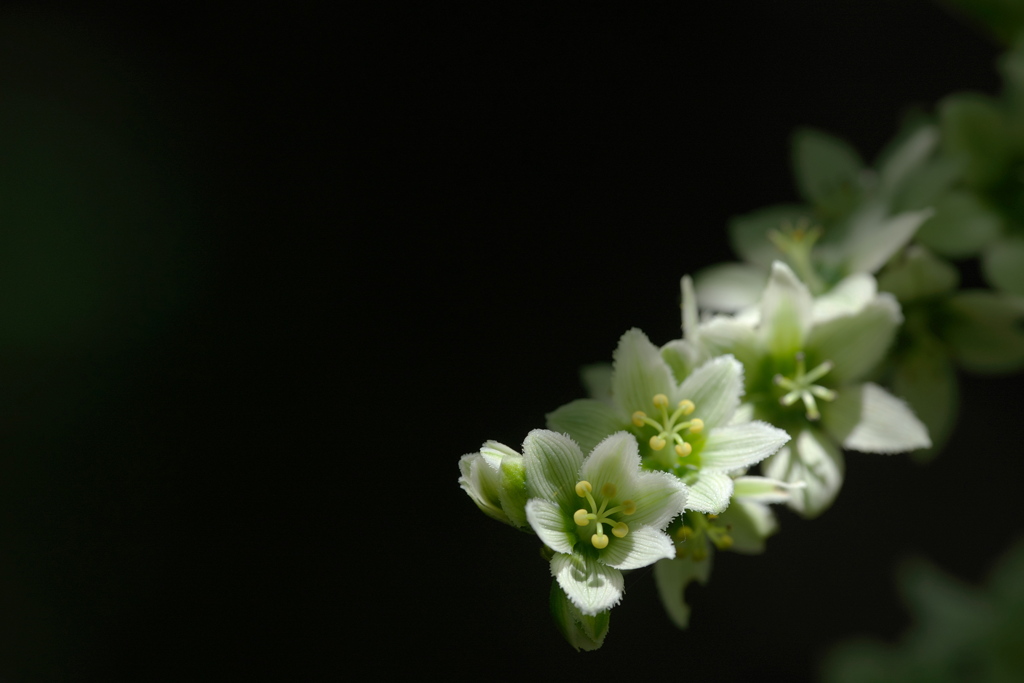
[0, 1, 1018, 680]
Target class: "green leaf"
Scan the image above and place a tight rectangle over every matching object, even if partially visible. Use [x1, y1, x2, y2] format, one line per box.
[877, 245, 960, 303]
[983, 235, 1024, 296]
[943, 290, 1024, 373]
[940, 93, 1011, 189]
[916, 191, 1003, 258]
[792, 127, 864, 212]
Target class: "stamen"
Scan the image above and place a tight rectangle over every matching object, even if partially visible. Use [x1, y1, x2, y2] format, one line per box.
[678, 399, 695, 415]
[600, 482, 617, 498]
[573, 509, 590, 526]
[621, 500, 636, 515]
[653, 394, 669, 409]
[675, 442, 692, 457]
[592, 534, 609, 549]
[632, 411, 647, 427]
[575, 481, 592, 497]
[775, 352, 837, 421]
[636, 394, 702, 461]
[612, 523, 629, 538]
[688, 418, 704, 434]
[650, 435, 667, 451]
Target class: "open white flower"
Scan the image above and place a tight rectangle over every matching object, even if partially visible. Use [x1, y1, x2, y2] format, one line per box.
[547, 328, 789, 514]
[523, 429, 687, 616]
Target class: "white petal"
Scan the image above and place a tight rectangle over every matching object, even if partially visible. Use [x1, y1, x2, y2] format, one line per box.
[579, 431, 642, 498]
[843, 208, 933, 275]
[694, 262, 768, 312]
[676, 355, 744, 429]
[762, 428, 844, 518]
[625, 470, 688, 529]
[700, 421, 790, 471]
[758, 261, 814, 359]
[717, 499, 778, 554]
[611, 328, 676, 415]
[551, 552, 624, 617]
[807, 293, 902, 385]
[812, 273, 876, 324]
[821, 382, 931, 454]
[599, 525, 676, 571]
[653, 554, 713, 629]
[525, 499, 575, 553]
[732, 475, 800, 504]
[684, 470, 734, 514]
[523, 430, 584, 503]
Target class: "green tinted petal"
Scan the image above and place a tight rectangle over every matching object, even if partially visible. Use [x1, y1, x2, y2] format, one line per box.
[917, 191, 1003, 259]
[600, 525, 676, 571]
[611, 328, 676, 415]
[762, 428, 844, 519]
[842, 208, 933, 275]
[759, 261, 814, 360]
[685, 471, 734, 514]
[877, 124, 940, 199]
[729, 204, 811, 268]
[792, 127, 863, 212]
[732, 475, 793, 503]
[498, 455, 529, 528]
[807, 294, 901, 384]
[549, 581, 610, 652]
[661, 339, 701, 385]
[983, 235, 1024, 296]
[677, 355, 744, 429]
[943, 289, 1024, 373]
[700, 421, 790, 472]
[546, 399, 626, 456]
[891, 156, 962, 213]
[523, 429, 585, 503]
[694, 262, 768, 312]
[821, 382, 931, 454]
[551, 552, 624, 617]
[459, 452, 512, 525]
[653, 554, 713, 629]
[525, 498, 576, 553]
[580, 363, 614, 403]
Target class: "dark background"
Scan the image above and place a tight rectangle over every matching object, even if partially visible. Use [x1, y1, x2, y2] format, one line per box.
[0, 1, 1017, 680]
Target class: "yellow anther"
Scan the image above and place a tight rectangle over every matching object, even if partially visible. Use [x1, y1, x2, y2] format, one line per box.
[688, 418, 704, 434]
[612, 522, 629, 538]
[678, 399, 695, 415]
[591, 533, 609, 549]
[652, 394, 669, 409]
[649, 436, 667, 451]
[573, 509, 590, 526]
[676, 525, 694, 540]
[717, 535, 733, 550]
[621, 500, 636, 515]
[675, 442, 692, 457]
[632, 411, 647, 427]
[600, 482, 617, 498]
[575, 481, 592, 497]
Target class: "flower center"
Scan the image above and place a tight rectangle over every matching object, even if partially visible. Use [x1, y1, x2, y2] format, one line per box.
[632, 394, 703, 458]
[768, 219, 826, 295]
[674, 512, 732, 561]
[573, 480, 636, 549]
[773, 351, 836, 421]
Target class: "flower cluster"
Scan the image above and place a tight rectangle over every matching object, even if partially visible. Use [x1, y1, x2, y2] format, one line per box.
[457, 29, 1024, 652]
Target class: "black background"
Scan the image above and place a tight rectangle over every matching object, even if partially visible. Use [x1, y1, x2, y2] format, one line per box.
[0, 1, 1019, 680]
